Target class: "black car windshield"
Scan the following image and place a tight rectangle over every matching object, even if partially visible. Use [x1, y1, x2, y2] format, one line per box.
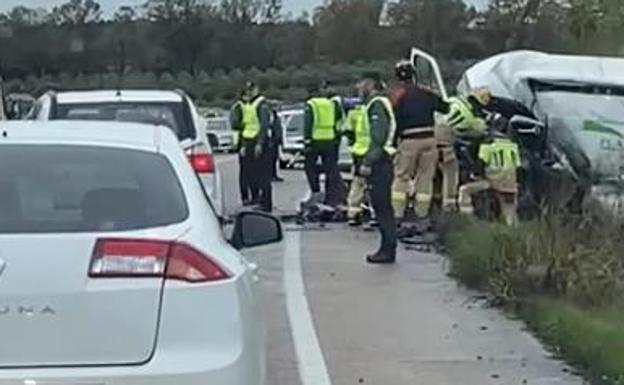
[55, 102, 194, 140]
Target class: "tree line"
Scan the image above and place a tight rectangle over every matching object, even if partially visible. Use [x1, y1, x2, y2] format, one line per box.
[0, 0, 622, 105]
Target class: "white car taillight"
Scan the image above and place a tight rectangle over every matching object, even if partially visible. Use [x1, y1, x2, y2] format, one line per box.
[89, 239, 230, 282]
[186, 144, 215, 174]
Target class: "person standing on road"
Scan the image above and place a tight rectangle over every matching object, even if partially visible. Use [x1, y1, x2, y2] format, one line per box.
[389, 60, 450, 236]
[230, 82, 273, 212]
[303, 82, 344, 207]
[343, 100, 368, 226]
[357, 74, 398, 264]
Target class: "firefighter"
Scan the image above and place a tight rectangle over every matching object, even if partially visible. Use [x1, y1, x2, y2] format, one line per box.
[344, 100, 368, 226]
[389, 59, 450, 234]
[230, 82, 273, 212]
[457, 120, 522, 226]
[356, 74, 398, 264]
[304, 82, 344, 207]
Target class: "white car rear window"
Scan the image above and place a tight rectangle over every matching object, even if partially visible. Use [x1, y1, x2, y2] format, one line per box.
[0, 145, 188, 233]
[55, 102, 195, 140]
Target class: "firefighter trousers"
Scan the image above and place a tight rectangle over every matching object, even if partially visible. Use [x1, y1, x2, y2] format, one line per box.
[391, 136, 437, 219]
[438, 145, 459, 211]
[458, 180, 518, 226]
[347, 156, 366, 219]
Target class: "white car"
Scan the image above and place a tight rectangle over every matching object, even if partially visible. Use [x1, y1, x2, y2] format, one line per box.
[278, 109, 305, 168]
[278, 108, 353, 171]
[29, 89, 226, 217]
[205, 115, 236, 153]
[0, 121, 282, 385]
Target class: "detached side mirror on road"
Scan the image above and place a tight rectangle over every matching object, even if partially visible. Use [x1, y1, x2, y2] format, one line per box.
[230, 211, 283, 250]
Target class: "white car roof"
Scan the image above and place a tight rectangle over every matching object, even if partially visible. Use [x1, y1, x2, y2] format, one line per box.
[55, 90, 184, 105]
[0, 121, 167, 151]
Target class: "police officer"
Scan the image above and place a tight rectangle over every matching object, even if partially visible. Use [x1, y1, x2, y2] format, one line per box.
[357, 74, 398, 264]
[304, 82, 343, 207]
[389, 60, 450, 235]
[230, 82, 273, 212]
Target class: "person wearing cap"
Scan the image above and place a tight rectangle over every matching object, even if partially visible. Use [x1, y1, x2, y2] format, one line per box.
[303, 81, 344, 207]
[230, 82, 273, 212]
[356, 74, 398, 264]
[389, 59, 450, 236]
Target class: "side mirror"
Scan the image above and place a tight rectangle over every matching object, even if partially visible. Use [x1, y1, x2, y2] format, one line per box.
[509, 115, 544, 135]
[230, 211, 283, 250]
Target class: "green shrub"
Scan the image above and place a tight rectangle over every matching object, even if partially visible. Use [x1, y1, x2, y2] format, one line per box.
[523, 299, 624, 384]
[442, 213, 624, 307]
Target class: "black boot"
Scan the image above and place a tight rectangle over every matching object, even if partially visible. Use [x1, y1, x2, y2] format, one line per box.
[366, 251, 396, 264]
[348, 214, 363, 227]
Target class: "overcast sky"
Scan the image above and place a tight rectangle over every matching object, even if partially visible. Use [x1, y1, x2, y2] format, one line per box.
[0, 0, 488, 17]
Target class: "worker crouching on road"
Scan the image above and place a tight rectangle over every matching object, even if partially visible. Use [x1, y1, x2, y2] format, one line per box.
[356, 74, 398, 264]
[230, 82, 273, 212]
[303, 82, 344, 208]
[389, 60, 450, 235]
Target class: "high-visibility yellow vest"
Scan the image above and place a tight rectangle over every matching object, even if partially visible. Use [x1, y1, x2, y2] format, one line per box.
[446, 96, 485, 132]
[241, 96, 265, 140]
[354, 96, 397, 157]
[307, 97, 336, 141]
[370, 96, 397, 155]
[478, 137, 521, 171]
[478, 137, 521, 192]
[348, 106, 369, 157]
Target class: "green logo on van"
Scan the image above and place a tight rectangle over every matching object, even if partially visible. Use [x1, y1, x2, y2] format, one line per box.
[583, 121, 624, 139]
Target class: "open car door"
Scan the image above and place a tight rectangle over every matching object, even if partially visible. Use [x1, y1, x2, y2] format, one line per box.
[410, 47, 449, 101]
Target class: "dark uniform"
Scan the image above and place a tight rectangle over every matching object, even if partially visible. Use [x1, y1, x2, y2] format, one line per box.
[230, 95, 273, 212]
[361, 95, 398, 263]
[303, 96, 343, 206]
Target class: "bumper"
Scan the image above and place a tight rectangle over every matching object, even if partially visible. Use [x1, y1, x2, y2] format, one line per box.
[0, 279, 264, 385]
[215, 141, 235, 152]
[0, 349, 258, 385]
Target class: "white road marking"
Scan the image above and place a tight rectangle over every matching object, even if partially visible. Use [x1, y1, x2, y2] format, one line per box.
[284, 231, 333, 385]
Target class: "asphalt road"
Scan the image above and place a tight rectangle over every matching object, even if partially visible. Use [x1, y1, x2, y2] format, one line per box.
[216, 154, 585, 385]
